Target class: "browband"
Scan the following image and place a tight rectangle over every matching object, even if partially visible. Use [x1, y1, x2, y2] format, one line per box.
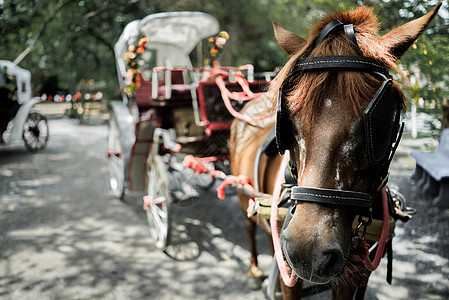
[290, 186, 372, 208]
[294, 56, 389, 74]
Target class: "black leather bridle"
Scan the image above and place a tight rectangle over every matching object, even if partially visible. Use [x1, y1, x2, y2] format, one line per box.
[275, 20, 404, 210]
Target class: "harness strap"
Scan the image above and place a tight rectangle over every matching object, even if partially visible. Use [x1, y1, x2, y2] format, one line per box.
[290, 186, 372, 208]
[312, 20, 344, 49]
[386, 240, 393, 284]
[254, 128, 277, 191]
[343, 24, 360, 51]
[294, 56, 388, 74]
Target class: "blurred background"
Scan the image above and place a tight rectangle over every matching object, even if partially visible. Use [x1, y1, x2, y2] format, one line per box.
[1, 0, 448, 127]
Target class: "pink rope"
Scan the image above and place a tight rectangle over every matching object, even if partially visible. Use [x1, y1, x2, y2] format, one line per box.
[236, 76, 255, 98]
[270, 151, 299, 287]
[216, 175, 254, 200]
[201, 68, 274, 125]
[183, 155, 227, 179]
[365, 186, 390, 271]
[215, 76, 274, 126]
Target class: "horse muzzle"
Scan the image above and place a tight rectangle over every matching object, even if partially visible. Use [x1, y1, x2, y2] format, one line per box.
[280, 205, 346, 284]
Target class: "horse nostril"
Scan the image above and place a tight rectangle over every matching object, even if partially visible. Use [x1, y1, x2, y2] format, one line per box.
[314, 247, 344, 276]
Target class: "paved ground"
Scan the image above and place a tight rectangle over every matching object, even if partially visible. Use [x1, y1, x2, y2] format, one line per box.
[0, 108, 448, 299]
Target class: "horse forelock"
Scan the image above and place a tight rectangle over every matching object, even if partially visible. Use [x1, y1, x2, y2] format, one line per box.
[269, 5, 406, 137]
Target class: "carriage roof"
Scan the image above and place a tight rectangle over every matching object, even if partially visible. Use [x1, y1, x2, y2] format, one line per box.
[114, 12, 220, 83]
[0, 60, 32, 104]
[138, 11, 219, 54]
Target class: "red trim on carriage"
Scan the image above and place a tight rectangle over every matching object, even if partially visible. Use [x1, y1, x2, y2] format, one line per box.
[157, 84, 191, 100]
[133, 70, 192, 109]
[133, 78, 153, 109]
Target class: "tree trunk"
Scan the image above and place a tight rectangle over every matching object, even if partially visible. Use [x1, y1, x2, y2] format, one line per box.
[442, 98, 449, 131]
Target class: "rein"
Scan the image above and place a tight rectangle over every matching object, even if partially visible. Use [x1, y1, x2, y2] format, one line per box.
[366, 186, 390, 271]
[270, 151, 298, 286]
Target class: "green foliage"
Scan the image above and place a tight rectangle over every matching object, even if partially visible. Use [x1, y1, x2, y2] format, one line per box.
[0, 0, 447, 102]
[364, 0, 449, 106]
[1, 0, 154, 98]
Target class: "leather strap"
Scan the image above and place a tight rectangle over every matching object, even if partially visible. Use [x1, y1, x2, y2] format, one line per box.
[312, 20, 344, 49]
[291, 186, 372, 208]
[386, 240, 393, 284]
[294, 56, 388, 74]
[343, 24, 361, 55]
[261, 127, 278, 156]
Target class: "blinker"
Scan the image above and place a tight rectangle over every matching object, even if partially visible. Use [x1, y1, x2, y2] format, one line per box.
[363, 77, 400, 163]
[276, 81, 295, 155]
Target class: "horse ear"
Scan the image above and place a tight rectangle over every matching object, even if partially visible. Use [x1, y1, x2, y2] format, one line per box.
[379, 3, 442, 60]
[273, 21, 307, 56]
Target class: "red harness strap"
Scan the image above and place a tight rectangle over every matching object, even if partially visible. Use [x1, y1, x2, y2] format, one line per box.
[270, 151, 299, 287]
[367, 186, 390, 271]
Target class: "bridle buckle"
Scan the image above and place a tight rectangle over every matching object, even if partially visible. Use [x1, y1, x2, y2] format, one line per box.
[354, 212, 373, 241]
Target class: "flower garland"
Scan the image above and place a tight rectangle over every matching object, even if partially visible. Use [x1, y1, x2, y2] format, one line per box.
[204, 31, 230, 67]
[124, 37, 148, 95]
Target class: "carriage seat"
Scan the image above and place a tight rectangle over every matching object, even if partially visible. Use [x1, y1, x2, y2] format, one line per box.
[156, 84, 192, 101]
[156, 70, 192, 101]
[133, 70, 192, 109]
[410, 128, 449, 208]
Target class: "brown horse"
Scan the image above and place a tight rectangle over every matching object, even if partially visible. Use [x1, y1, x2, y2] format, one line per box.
[230, 4, 441, 299]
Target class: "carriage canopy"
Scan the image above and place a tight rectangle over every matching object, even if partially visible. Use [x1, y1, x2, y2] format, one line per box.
[114, 12, 220, 86]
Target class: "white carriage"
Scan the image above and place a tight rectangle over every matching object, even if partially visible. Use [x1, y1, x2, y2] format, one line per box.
[0, 60, 49, 151]
[107, 11, 269, 250]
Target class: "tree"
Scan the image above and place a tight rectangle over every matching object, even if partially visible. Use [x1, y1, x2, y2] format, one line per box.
[1, 0, 156, 98]
[0, 0, 447, 101]
[365, 0, 449, 107]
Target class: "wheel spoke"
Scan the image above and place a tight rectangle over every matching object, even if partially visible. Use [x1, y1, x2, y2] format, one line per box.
[151, 207, 166, 234]
[146, 155, 171, 249]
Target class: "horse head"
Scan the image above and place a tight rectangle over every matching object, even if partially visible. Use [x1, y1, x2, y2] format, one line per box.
[273, 4, 441, 284]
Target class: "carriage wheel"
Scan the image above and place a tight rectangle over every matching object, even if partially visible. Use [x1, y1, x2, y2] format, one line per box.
[23, 112, 49, 152]
[107, 117, 125, 200]
[145, 155, 172, 250]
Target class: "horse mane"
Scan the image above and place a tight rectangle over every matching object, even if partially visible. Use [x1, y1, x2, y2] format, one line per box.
[270, 6, 406, 134]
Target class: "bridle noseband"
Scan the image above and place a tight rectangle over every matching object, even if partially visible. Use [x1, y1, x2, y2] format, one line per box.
[275, 20, 404, 210]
